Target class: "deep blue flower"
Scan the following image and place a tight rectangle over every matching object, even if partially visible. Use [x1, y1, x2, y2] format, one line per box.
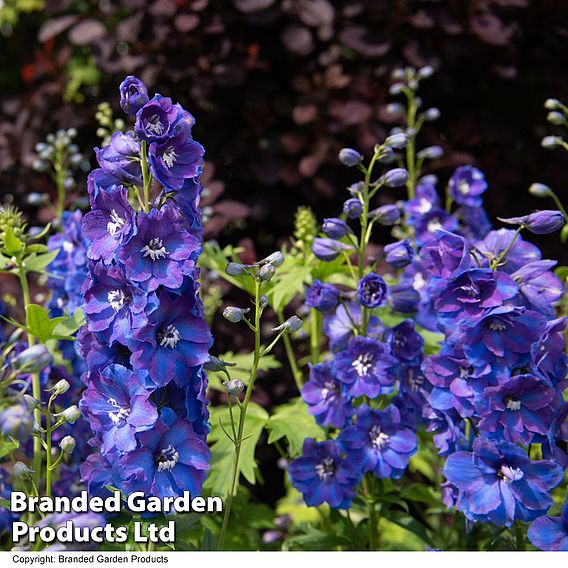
[343, 198, 362, 219]
[305, 280, 340, 313]
[119, 76, 149, 117]
[459, 306, 547, 367]
[95, 131, 142, 185]
[443, 437, 563, 526]
[434, 269, 519, 326]
[476, 374, 556, 445]
[357, 273, 388, 308]
[323, 302, 383, 352]
[117, 205, 200, 292]
[423, 405, 467, 457]
[457, 205, 492, 241]
[384, 320, 424, 366]
[119, 407, 210, 499]
[301, 362, 353, 428]
[338, 148, 363, 167]
[322, 218, 352, 240]
[80, 364, 158, 453]
[530, 318, 568, 385]
[0, 404, 33, 443]
[87, 168, 121, 205]
[419, 230, 471, 281]
[83, 262, 158, 344]
[528, 497, 568, 551]
[288, 439, 359, 509]
[511, 260, 563, 317]
[149, 124, 205, 190]
[448, 166, 487, 207]
[339, 405, 417, 479]
[384, 239, 414, 269]
[369, 204, 400, 225]
[131, 287, 212, 387]
[335, 336, 396, 397]
[82, 184, 135, 263]
[388, 283, 421, 313]
[412, 208, 459, 246]
[135, 94, 192, 144]
[476, 229, 541, 274]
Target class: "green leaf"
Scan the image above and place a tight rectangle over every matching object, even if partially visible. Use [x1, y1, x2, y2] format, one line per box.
[3, 226, 23, 256]
[24, 244, 49, 254]
[200, 528, 216, 551]
[400, 484, 439, 506]
[382, 510, 435, 548]
[52, 308, 86, 338]
[0, 436, 19, 459]
[561, 223, 568, 244]
[268, 264, 311, 312]
[24, 250, 59, 274]
[555, 266, 568, 284]
[26, 304, 67, 343]
[266, 397, 324, 456]
[204, 402, 268, 497]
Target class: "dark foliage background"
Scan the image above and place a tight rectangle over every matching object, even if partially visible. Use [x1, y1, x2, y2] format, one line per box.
[1, 0, 568, 262]
[1, 0, 568, 511]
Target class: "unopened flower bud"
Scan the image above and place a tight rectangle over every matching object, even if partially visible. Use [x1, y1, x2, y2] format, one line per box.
[223, 306, 250, 323]
[422, 107, 440, 121]
[204, 356, 236, 373]
[500, 210, 565, 235]
[528, 183, 552, 198]
[59, 436, 76, 454]
[417, 65, 434, 79]
[385, 133, 408, 149]
[272, 316, 302, 334]
[384, 239, 415, 269]
[226, 262, 249, 276]
[47, 379, 70, 396]
[343, 198, 363, 219]
[385, 103, 404, 116]
[369, 204, 401, 226]
[418, 146, 444, 160]
[544, 98, 562, 110]
[263, 251, 285, 267]
[338, 148, 363, 167]
[224, 379, 245, 396]
[312, 238, 355, 262]
[259, 295, 269, 309]
[322, 218, 351, 240]
[380, 168, 409, 188]
[12, 345, 53, 374]
[259, 263, 276, 282]
[541, 136, 562, 149]
[23, 394, 42, 409]
[547, 111, 564, 125]
[13, 462, 33, 479]
[389, 83, 404, 95]
[59, 405, 81, 424]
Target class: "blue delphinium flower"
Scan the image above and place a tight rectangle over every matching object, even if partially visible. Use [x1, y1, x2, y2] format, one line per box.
[528, 496, 568, 551]
[335, 336, 396, 397]
[301, 362, 353, 428]
[384, 239, 414, 269]
[448, 166, 487, 207]
[511, 260, 563, 317]
[305, 280, 340, 313]
[119, 408, 210, 499]
[443, 437, 563, 527]
[95, 132, 142, 186]
[357, 273, 388, 308]
[80, 364, 158, 453]
[340, 405, 417, 479]
[288, 439, 360, 509]
[120, 76, 149, 117]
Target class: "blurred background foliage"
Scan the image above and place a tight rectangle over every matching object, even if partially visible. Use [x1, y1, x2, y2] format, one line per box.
[0, 0, 568, 263]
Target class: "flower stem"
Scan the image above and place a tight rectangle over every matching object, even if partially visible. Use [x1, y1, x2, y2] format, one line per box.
[18, 267, 42, 495]
[515, 523, 526, 551]
[405, 91, 418, 200]
[141, 141, 151, 213]
[309, 309, 321, 365]
[217, 278, 263, 550]
[277, 311, 303, 391]
[45, 397, 53, 497]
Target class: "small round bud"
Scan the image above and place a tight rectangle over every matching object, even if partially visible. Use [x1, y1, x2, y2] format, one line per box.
[59, 405, 81, 424]
[27, 192, 48, 205]
[380, 168, 409, 188]
[59, 435, 76, 454]
[259, 295, 269, 309]
[422, 107, 440, 122]
[47, 379, 70, 396]
[385, 133, 408, 149]
[223, 306, 250, 323]
[322, 218, 351, 240]
[224, 379, 245, 396]
[226, 262, 249, 276]
[391, 68, 405, 80]
[385, 103, 404, 115]
[343, 198, 363, 219]
[417, 146, 444, 160]
[544, 98, 562, 110]
[547, 111, 565, 125]
[35, 142, 48, 153]
[13, 462, 33, 478]
[204, 356, 236, 373]
[417, 65, 434, 79]
[67, 128, 77, 138]
[541, 136, 562, 149]
[369, 204, 401, 225]
[259, 263, 276, 282]
[389, 83, 404, 96]
[528, 183, 552, 198]
[263, 251, 285, 267]
[338, 148, 363, 167]
[272, 315, 303, 334]
[23, 394, 42, 409]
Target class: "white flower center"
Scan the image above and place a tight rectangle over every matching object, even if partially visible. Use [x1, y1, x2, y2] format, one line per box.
[107, 397, 130, 427]
[162, 146, 179, 169]
[155, 444, 179, 472]
[321, 381, 339, 400]
[141, 237, 168, 261]
[458, 180, 470, 195]
[427, 219, 443, 233]
[499, 465, 524, 484]
[489, 322, 507, 332]
[417, 198, 432, 214]
[107, 209, 126, 237]
[63, 241, 74, 253]
[352, 353, 374, 376]
[413, 272, 426, 290]
[108, 289, 128, 312]
[315, 457, 335, 481]
[146, 114, 165, 135]
[369, 425, 390, 449]
[158, 324, 181, 349]
[407, 368, 424, 391]
[506, 398, 521, 411]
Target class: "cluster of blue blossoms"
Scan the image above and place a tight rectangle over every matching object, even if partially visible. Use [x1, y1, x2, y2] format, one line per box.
[288, 152, 568, 549]
[77, 77, 212, 500]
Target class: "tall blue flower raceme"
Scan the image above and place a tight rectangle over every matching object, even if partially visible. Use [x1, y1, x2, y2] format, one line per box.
[287, 103, 568, 549]
[78, 76, 212, 500]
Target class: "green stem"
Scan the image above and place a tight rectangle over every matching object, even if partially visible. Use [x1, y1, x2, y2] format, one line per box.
[515, 523, 526, 551]
[548, 190, 568, 221]
[218, 279, 263, 550]
[141, 141, 151, 213]
[309, 309, 321, 365]
[18, 268, 42, 495]
[491, 226, 523, 270]
[405, 91, 418, 200]
[277, 312, 304, 392]
[363, 476, 379, 550]
[45, 397, 53, 497]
